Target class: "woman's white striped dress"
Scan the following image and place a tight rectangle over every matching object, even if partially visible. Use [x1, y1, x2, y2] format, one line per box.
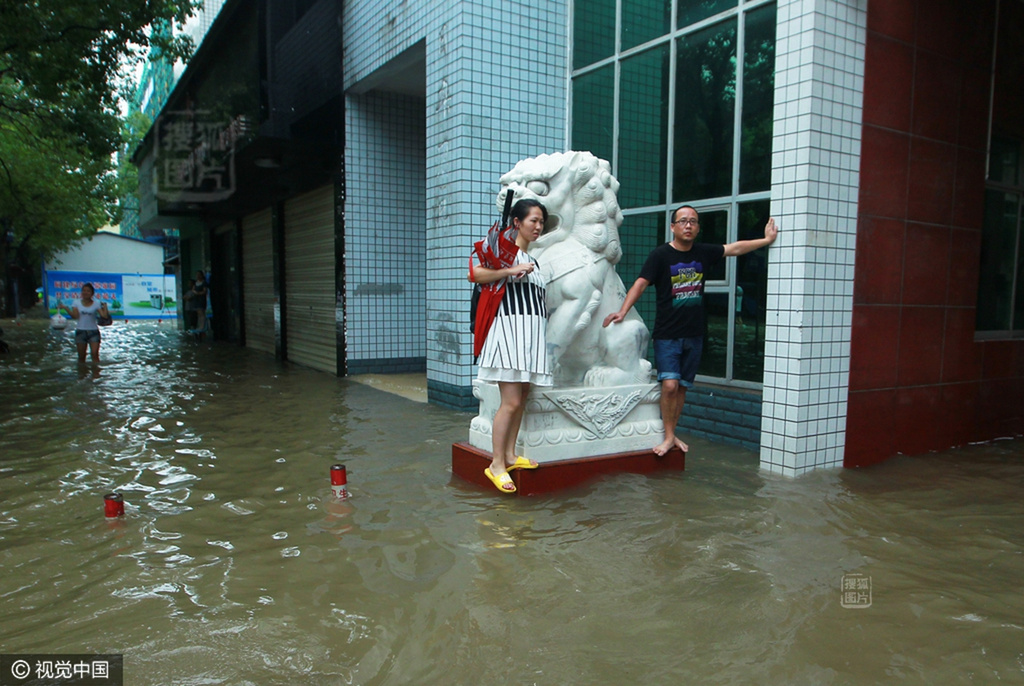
[477, 250, 553, 386]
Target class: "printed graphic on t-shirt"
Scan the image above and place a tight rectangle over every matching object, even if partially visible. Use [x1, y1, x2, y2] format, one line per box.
[670, 261, 703, 307]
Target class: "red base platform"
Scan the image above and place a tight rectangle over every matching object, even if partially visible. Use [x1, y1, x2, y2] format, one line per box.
[451, 441, 686, 496]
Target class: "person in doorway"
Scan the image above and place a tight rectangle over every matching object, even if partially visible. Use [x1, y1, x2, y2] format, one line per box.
[58, 283, 110, 363]
[183, 278, 196, 328]
[188, 271, 208, 334]
[469, 198, 552, 494]
[603, 205, 778, 455]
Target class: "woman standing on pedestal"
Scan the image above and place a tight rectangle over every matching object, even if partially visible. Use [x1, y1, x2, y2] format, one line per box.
[470, 198, 552, 494]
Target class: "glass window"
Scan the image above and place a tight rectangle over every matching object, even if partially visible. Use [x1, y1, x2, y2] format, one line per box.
[622, 0, 672, 51]
[977, 2, 1024, 336]
[701, 292, 729, 377]
[617, 212, 666, 360]
[572, 66, 615, 164]
[618, 45, 670, 208]
[570, 0, 776, 386]
[673, 21, 737, 202]
[695, 208, 727, 281]
[740, 3, 776, 193]
[573, 0, 616, 69]
[992, 0, 1024, 158]
[1016, 236, 1024, 329]
[678, 0, 737, 30]
[734, 200, 771, 381]
[976, 189, 1021, 332]
[989, 135, 1021, 186]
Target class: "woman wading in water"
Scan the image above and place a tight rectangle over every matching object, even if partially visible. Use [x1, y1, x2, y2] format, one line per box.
[58, 283, 110, 363]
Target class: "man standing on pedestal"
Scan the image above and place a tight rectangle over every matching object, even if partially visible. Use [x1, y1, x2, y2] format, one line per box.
[603, 205, 778, 455]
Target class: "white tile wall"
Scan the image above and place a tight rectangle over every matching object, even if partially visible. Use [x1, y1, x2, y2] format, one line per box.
[344, 0, 568, 390]
[760, 0, 866, 475]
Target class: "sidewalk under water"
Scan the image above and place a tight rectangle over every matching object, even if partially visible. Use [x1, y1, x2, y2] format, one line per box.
[1, 316, 1022, 684]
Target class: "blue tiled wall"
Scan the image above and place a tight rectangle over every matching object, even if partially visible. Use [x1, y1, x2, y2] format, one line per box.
[683, 386, 764, 453]
[345, 91, 427, 371]
[344, 0, 568, 402]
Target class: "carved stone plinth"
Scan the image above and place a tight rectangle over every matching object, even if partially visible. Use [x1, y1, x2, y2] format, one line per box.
[469, 380, 664, 462]
[452, 441, 685, 496]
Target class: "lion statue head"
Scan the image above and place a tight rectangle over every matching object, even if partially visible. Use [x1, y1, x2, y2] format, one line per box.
[498, 151, 624, 265]
[495, 151, 652, 388]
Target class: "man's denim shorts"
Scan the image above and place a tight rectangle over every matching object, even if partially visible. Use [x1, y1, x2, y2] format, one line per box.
[653, 337, 703, 388]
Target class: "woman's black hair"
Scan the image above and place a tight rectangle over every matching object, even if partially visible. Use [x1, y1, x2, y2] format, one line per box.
[81, 282, 95, 293]
[510, 198, 548, 224]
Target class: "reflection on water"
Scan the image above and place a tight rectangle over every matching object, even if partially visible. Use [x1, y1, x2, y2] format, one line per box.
[1, 318, 1022, 684]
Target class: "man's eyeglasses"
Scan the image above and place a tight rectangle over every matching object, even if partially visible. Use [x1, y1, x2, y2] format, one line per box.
[672, 218, 699, 226]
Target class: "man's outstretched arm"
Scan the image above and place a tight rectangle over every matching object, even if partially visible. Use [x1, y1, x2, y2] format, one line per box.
[603, 277, 651, 327]
[722, 217, 779, 257]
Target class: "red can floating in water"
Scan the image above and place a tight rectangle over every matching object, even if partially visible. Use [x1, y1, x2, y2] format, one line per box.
[104, 493, 125, 518]
[330, 464, 349, 499]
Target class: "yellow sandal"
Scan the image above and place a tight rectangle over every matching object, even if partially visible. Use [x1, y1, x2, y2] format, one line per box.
[507, 456, 538, 471]
[484, 467, 516, 493]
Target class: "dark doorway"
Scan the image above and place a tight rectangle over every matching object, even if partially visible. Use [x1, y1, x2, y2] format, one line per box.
[211, 227, 241, 342]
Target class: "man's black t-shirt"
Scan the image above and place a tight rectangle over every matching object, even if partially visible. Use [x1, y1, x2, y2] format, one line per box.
[638, 242, 725, 339]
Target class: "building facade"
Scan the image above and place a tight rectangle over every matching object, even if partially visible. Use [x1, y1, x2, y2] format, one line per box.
[122, 5, 229, 239]
[136, 0, 1024, 473]
[43, 232, 178, 320]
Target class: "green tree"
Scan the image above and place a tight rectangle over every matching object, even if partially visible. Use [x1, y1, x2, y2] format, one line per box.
[0, 0, 197, 313]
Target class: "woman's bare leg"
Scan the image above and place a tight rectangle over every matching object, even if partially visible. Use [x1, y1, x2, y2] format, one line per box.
[488, 382, 528, 490]
[503, 382, 535, 468]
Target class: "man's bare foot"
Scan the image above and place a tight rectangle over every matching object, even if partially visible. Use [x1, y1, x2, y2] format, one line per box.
[653, 437, 675, 456]
[654, 436, 688, 455]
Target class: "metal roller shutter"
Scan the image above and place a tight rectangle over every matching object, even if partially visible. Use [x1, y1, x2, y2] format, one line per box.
[284, 185, 337, 374]
[242, 208, 275, 354]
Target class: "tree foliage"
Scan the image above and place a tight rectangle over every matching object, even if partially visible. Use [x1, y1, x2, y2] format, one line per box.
[0, 0, 197, 262]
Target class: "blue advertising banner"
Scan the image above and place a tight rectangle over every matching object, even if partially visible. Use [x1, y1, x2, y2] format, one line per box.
[46, 271, 178, 319]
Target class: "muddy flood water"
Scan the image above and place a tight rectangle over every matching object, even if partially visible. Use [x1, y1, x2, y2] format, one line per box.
[1, 316, 1022, 685]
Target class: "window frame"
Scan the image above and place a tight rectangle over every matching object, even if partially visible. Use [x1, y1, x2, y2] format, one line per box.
[976, 141, 1024, 340]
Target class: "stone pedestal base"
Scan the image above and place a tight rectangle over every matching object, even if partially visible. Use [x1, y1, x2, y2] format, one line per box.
[469, 380, 664, 462]
[451, 441, 685, 496]
[460, 380, 683, 494]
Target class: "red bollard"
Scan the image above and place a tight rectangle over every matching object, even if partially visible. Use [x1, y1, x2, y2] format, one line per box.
[330, 464, 349, 499]
[104, 493, 125, 518]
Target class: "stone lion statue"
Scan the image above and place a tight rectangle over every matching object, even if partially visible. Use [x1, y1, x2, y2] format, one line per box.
[497, 151, 652, 387]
